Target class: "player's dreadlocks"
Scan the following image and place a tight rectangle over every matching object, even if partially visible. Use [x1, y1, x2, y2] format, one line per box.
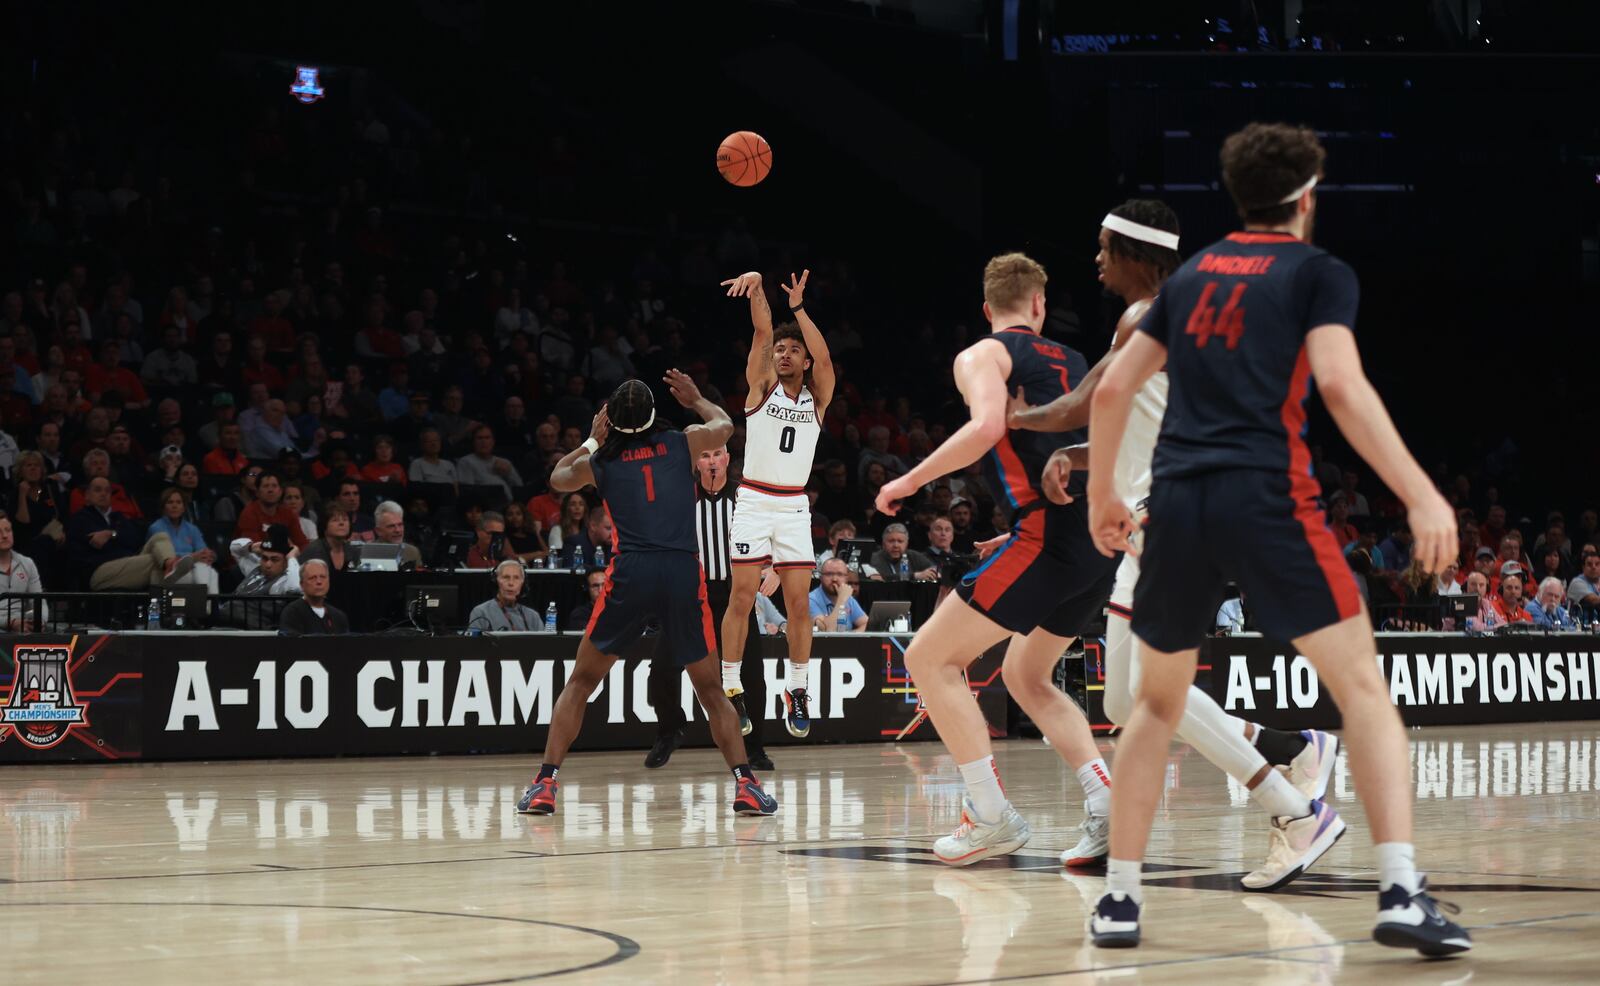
[594, 379, 666, 461]
[1104, 199, 1182, 281]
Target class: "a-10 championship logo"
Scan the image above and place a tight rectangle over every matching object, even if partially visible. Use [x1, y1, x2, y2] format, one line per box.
[0, 645, 89, 750]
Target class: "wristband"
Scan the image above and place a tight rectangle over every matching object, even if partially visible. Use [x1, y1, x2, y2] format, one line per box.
[580, 438, 600, 455]
[789, 302, 805, 314]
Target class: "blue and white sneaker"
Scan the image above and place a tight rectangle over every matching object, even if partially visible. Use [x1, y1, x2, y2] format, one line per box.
[1242, 799, 1345, 891]
[784, 688, 811, 738]
[1089, 892, 1141, 948]
[1373, 881, 1472, 956]
[1286, 729, 1340, 801]
[933, 797, 1030, 866]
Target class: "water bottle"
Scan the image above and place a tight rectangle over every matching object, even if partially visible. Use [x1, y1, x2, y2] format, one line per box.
[544, 602, 558, 633]
[594, 545, 605, 569]
[545, 552, 556, 570]
[899, 557, 910, 581]
[146, 593, 162, 631]
[573, 547, 587, 576]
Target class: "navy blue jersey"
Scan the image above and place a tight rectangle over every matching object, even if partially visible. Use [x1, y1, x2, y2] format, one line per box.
[588, 429, 699, 554]
[982, 327, 1091, 520]
[1136, 232, 1359, 480]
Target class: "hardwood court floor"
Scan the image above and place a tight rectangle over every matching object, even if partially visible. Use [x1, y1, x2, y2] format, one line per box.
[3, 721, 1597, 984]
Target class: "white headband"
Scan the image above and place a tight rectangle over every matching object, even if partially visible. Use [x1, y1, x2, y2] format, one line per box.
[1101, 214, 1179, 251]
[612, 408, 656, 434]
[1277, 175, 1319, 204]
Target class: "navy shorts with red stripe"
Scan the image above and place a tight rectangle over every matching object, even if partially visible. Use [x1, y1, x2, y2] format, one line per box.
[586, 550, 718, 666]
[957, 500, 1120, 637]
[1131, 468, 1363, 652]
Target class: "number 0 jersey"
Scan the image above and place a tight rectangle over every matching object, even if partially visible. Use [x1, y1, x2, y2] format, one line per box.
[1136, 231, 1359, 481]
[588, 429, 698, 554]
[741, 380, 821, 495]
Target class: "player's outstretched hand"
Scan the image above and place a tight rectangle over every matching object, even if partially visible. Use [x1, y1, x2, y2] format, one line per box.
[1041, 448, 1075, 505]
[588, 404, 610, 446]
[720, 272, 763, 298]
[875, 474, 916, 517]
[974, 534, 1009, 560]
[1406, 489, 1458, 575]
[1088, 496, 1136, 559]
[663, 368, 703, 408]
[1005, 387, 1034, 430]
[780, 269, 809, 309]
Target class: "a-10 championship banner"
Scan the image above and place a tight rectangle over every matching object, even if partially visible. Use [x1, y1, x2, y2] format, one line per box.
[1082, 632, 1600, 731]
[0, 633, 1007, 764]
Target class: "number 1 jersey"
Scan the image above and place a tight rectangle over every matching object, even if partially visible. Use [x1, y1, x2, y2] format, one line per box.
[1135, 231, 1360, 481]
[589, 429, 699, 554]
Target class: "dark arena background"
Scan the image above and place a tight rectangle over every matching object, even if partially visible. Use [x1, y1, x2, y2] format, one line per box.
[1, 3, 1597, 983]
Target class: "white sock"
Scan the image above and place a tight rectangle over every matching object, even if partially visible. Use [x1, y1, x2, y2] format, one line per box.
[722, 662, 742, 693]
[957, 755, 1008, 824]
[1375, 841, 1419, 895]
[787, 660, 808, 693]
[1076, 758, 1112, 817]
[1251, 769, 1311, 820]
[1106, 858, 1143, 904]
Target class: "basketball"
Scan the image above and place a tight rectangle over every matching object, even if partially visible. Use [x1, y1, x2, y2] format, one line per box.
[717, 130, 772, 186]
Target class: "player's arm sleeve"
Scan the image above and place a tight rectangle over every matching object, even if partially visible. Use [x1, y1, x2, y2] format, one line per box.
[1302, 255, 1360, 335]
[1132, 287, 1171, 345]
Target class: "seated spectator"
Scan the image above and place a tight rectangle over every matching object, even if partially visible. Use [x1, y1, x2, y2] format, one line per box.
[106, 425, 151, 495]
[86, 338, 150, 410]
[1526, 577, 1578, 629]
[140, 325, 198, 391]
[311, 444, 361, 486]
[1216, 594, 1245, 632]
[1567, 552, 1600, 622]
[235, 471, 309, 548]
[360, 435, 407, 486]
[815, 518, 880, 579]
[0, 335, 35, 404]
[239, 335, 286, 393]
[244, 399, 298, 460]
[301, 508, 355, 573]
[175, 464, 205, 522]
[546, 491, 588, 555]
[431, 385, 478, 452]
[197, 392, 236, 450]
[1337, 469, 1370, 516]
[810, 559, 867, 631]
[524, 476, 563, 536]
[468, 559, 543, 631]
[857, 426, 909, 485]
[562, 569, 608, 632]
[229, 524, 301, 595]
[870, 523, 937, 581]
[456, 425, 523, 500]
[495, 396, 537, 450]
[465, 510, 512, 569]
[203, 422, 249, 475]
[924, 515, 962, 574]
[561, 507, 614, 569]
[1378, 520, 1413, 573]
[948, 498, 980, 553]
[369, 499, 423, 567]
[212, 466, 260, 527]
[755, 591, 787, 636]
[1533, 545, 1570, 587]
[378, 362, 411, 421]
[148, 487, 219, 593]
[0, 514, 48, 631]
[1327, 494, 1358, 548]
[332, 479, 375, 534]
[1463, 571, 1502, 632]
[279, 559, 350, 635]
[1487, 573, 1534, 625]
[69, 450, 143, 520]
[282, 483, 318, 543]
[502, 502, 549, 565]
[408, 427, 458, 485]
[10, 451, 66, 555]
[68, 477, 191, 589]
[1434, 562, 1461, 597]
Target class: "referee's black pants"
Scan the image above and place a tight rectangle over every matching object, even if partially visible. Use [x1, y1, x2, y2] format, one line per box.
[648, 578, 767, 753]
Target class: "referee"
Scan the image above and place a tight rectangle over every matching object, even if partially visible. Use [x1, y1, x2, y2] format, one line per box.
[645, 445, 773, 770]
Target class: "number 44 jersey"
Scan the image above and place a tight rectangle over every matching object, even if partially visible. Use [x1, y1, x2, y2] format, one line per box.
[1135, 231, 1360, 482]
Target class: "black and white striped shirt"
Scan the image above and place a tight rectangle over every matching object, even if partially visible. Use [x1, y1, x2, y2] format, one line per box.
[695, 487, 736, 582]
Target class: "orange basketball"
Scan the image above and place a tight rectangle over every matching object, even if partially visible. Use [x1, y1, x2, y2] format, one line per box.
[717, 130, 772, 187]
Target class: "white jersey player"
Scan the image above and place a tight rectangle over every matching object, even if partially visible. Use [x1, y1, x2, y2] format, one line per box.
[1008, 201, 1341, 890]
[719, 269, 835, 739]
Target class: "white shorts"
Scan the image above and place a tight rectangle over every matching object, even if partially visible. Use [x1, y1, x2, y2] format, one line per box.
[730, 486, 814, 569]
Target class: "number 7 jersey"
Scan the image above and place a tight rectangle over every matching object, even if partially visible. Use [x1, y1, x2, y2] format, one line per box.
[1135, 231, 1360, 481]
[741, 381, 821, 495]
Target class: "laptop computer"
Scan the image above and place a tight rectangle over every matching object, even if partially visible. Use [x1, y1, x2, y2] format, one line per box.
[865, 600, 912, 632]
[351, 541, 404, 572]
